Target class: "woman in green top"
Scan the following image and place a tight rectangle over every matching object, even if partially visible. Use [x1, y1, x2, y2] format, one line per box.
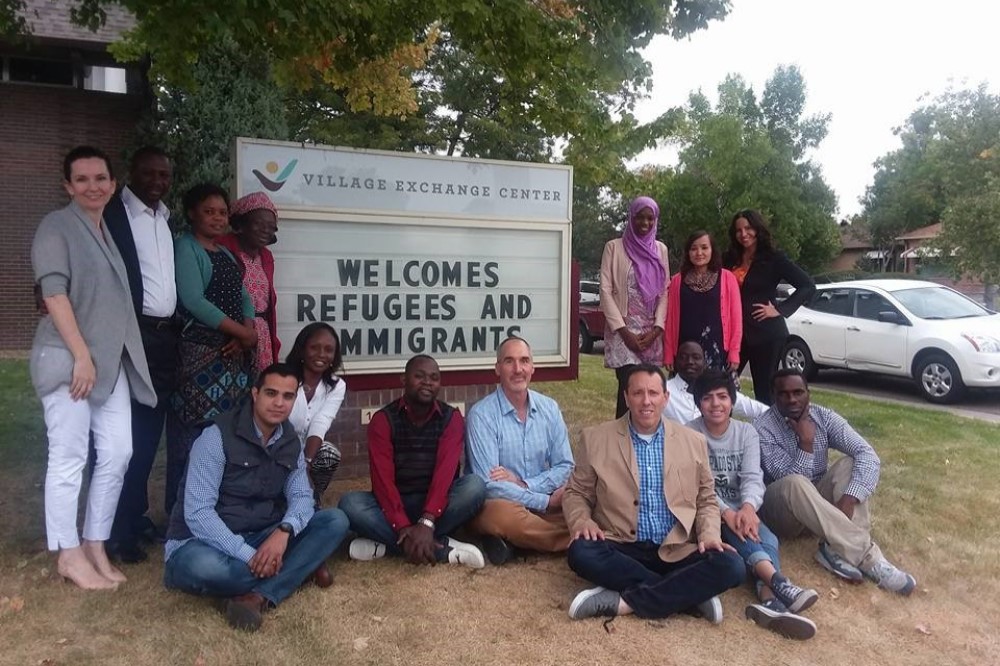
[165, 183, 257, 515]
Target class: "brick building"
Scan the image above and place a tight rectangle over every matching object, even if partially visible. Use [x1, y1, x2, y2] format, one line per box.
[1, 0, 147, 350]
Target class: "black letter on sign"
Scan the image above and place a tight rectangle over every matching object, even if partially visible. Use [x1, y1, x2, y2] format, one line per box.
[320, 294, 336, 321]
[517, 296, 532, 318]
[431, 328, 448, 353]
[298, 294, 316, 322]
[484, 262, 500, 287]
[338, 260, 361, 287]
[341, 328, 361, 355]
[480, 295, 497, 319]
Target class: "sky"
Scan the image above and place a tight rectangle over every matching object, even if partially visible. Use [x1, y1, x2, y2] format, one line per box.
[634, 0, 1000, 218]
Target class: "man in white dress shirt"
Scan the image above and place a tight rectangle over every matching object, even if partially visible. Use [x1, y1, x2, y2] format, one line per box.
[663, 341, 767, 425]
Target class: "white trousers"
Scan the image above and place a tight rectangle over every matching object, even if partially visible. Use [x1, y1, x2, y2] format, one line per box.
[41, 365, 132, 550]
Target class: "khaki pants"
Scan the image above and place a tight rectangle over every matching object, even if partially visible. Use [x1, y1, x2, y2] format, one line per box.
[469, 499, 572, 553]
[759, 457, 882, 569]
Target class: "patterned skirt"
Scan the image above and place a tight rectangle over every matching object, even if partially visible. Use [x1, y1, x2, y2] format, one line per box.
[170, 324, 251, 426]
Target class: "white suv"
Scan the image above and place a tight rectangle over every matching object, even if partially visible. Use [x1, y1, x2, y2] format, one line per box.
[783, 279, 1000, 403]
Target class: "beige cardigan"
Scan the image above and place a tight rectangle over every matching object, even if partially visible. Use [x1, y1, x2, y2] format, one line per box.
[598, 237, 670, 333]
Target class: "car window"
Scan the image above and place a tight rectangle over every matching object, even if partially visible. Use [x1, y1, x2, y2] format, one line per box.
[892, 286, 990, 319]
[854, 290, 899, 321]
[808, 288, 853, 316]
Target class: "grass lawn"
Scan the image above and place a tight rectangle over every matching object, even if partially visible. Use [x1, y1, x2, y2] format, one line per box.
[1, 356, 998, 665]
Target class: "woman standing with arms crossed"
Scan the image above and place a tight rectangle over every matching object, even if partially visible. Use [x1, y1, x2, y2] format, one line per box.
[723, 210, 815, 405]
[285, 323, 348, 504]
[663, 230, 742, 376]
[166, 184, 256, 515]
[218, 191, 280, 377]
[31, 146, 156, 589]
[600, 196, 669, 418]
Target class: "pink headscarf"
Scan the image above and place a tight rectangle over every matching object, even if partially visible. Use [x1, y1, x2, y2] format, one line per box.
[622, 196, 666, 309]
[230, 191, 277, 220]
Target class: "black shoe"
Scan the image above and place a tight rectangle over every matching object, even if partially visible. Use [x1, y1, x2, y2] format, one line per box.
[107, 540, 148, 564]
[481, 535, 513, 566]
[745, 599, 817, 640]
[135, 516, 165, 544]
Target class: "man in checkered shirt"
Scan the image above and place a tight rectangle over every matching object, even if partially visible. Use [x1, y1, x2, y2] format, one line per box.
[753, 369, 916, 596]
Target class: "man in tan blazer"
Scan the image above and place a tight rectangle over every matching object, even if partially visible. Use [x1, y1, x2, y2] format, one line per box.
[563, 363, 745, 622]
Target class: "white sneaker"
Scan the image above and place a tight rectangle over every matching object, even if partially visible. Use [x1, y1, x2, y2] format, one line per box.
[696, 596, 724, 624]
[861, 556, 916, 596]
[446, 537, 485, 569]
[348, 538, 387, 561]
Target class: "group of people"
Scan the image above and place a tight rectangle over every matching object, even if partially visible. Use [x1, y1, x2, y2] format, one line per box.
[30, 149, 915, 639]
[30, 146, 346, 591]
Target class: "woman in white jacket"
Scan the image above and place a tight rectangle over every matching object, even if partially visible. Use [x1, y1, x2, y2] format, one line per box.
[286, 323, 347, 503]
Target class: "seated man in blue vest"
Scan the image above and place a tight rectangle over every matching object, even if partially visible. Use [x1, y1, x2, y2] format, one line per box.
[339, 355, 487, 567]
[163, 363, 349, 631]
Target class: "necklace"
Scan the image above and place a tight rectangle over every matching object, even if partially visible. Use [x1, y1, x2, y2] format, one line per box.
[683, 269, 719, 293]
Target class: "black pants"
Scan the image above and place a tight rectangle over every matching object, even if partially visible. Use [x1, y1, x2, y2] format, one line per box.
[614, 365, 635, 419]
[110, 319, 178, 542]
[739, 337, 785, 406]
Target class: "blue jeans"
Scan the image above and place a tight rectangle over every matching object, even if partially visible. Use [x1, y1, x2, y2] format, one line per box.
[338, 474, 485, 558]
[163, 508, 349, 606]
[567, 538, 746, 619]
[722, 522, 781, 571]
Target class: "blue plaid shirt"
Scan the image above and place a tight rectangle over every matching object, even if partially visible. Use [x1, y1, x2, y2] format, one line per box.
[630, 422, 675, 543]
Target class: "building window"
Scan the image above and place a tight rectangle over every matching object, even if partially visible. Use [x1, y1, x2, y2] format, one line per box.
[7, 57, 74, 86]
[84, 65, 127, 93]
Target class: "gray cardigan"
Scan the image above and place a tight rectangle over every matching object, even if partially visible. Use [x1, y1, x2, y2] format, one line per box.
[30, 201, 156, 407]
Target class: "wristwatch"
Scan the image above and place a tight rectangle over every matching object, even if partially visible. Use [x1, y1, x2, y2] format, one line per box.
[277, 522, 294, 535]
[417, 517, 435, 530]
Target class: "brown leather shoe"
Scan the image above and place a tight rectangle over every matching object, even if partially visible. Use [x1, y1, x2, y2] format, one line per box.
[312, 562, 333, 589]
[224, 592, 266, 631]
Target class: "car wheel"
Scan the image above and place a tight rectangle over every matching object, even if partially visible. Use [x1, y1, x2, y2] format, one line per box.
[915, 354, 965, 404]
[782, 339, 818, 380]
[578, 321, 594, 354]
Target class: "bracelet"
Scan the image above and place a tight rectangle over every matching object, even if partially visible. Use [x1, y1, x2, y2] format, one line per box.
[417, 517, 435, 530]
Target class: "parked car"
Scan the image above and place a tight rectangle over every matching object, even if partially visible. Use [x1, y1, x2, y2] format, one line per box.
[783, 279, 1000, 403]
[579, 281, 605, 353]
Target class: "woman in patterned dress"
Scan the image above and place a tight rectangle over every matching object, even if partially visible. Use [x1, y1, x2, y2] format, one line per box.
[599, 196, 669, 418]
[165, 183, 256, 515]
[218, 191, 280, 377]
[663, 230, 743, 377]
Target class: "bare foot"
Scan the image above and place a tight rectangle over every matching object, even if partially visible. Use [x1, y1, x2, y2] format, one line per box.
[57, 547, 118, 590]
[82, 540, 127, 584]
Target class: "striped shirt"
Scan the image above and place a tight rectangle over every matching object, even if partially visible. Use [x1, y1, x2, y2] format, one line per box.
[465, 387, 574, 512]
[753, 404, 881, 502]
[164, 422, 314, 563]
[630, 422, 676, 543]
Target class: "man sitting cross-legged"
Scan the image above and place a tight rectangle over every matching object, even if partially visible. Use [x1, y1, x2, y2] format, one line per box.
[754, 369, 916, 595]
[687, 369, 818, 640]
[563, 363, 745, 623]
[338, 355, 486, 568]
[163, 363, 349, 632]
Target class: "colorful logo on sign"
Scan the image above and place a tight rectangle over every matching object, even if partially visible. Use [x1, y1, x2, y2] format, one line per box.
[252, 159, 298, 192]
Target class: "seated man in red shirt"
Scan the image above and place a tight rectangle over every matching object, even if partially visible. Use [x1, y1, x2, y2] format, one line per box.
[339, 355, 486, 567]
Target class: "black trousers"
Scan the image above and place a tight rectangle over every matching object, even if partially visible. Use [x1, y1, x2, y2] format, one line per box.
[739, 337, 785, 406]
[109, 318, 178, 542]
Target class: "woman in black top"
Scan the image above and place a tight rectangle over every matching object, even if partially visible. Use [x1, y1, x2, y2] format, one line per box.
[724, 209, 815, 405]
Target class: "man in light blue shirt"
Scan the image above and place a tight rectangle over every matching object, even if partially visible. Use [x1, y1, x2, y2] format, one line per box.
[466, 336, 574, 564]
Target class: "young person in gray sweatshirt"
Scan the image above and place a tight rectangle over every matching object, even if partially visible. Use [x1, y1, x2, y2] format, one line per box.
[686, 370, 819, 640]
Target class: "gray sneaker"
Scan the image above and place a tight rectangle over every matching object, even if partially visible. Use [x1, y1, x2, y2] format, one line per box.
[568, 586, 620, 620]
[746, 599, 817, 640]
[814, 542, 863, 582]
[770, 574, 819, 613]
[696, 595, 723, 624]
[861, 557, 916, 596]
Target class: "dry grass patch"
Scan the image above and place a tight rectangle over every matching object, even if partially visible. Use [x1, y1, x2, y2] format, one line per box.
[1, 358, 998, 665]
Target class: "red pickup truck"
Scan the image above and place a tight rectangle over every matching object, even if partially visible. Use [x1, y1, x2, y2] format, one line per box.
[578, 280, 605, 354]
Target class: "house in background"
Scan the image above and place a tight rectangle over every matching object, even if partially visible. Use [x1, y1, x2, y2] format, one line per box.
[0, 0, 147, 350]
[830, 222, 888, 272]
[895, 222, 986, 303]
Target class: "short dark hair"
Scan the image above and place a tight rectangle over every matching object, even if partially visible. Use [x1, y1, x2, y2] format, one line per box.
[254, 362, 299, 389]
[771, 367, 808, 390]
[129, 145, 169, 169]
[63, 145, 114, 181]
[724, 208, 775, 266]
[182, 183, 230, 220]
[679, 230, 722, 275]
[405, 354, 437, 373]
[625, 363, 667, 391]
[284, 323, 343, 387]
[691, 369, 737, 404]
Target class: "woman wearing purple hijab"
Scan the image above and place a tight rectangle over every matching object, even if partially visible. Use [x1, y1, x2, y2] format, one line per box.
[599, 196, 670, 417]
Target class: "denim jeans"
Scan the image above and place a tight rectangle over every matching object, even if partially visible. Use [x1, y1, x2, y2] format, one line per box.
[567, 538, 746, 619]
[338, 474, 486, 557]
[163, 508, 349, 606]
[721, 522, 781, 571]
